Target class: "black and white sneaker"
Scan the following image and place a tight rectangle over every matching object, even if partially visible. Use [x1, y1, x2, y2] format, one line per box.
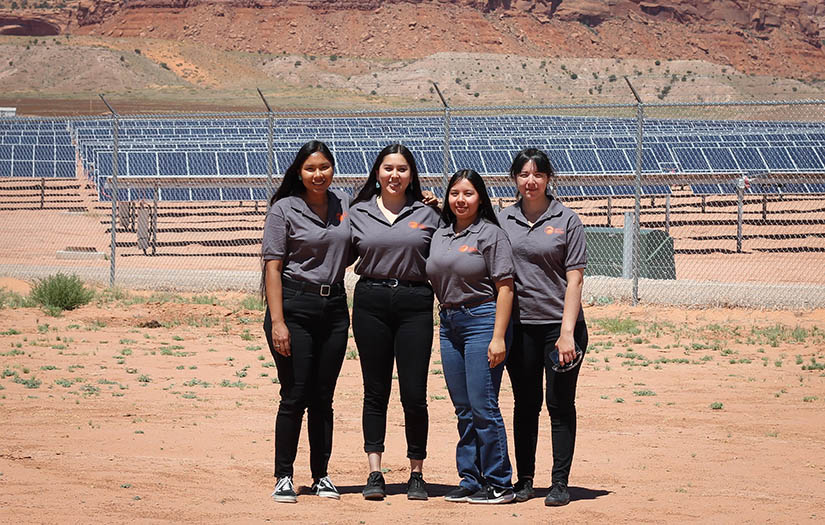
[468, 485, 515, 504]
[444, 485, 476, 502]
[362, 471, 386, 500]
[311, 476, 340, 500]
[271, 476, 297, 503]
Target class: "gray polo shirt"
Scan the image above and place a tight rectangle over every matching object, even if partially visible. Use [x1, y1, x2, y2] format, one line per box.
[498, 198, 587, 324]
[262, 189, 352, 284]
[426, 218, 515, 306]
[350, 197, 441, 282]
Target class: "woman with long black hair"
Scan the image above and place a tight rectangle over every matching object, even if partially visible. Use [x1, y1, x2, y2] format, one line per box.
[262, 140, 351, 503]
[349, 144, 441, 501]
[426, 169, 516, 504]
[498, 148, 588, 507]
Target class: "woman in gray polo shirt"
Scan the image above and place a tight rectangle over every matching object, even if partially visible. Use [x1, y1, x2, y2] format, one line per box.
[498, 148, 588, 507]
[261, 140, 351, 503]
[350, 144, 441, 501]
[426, 169, 516, 505]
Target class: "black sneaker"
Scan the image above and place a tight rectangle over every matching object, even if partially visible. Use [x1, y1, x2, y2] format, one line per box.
[544, 482, 570, 506]
[406, 472, 428, 500]
[362, 471, 386, 500]
[514, 478, 535, 502]
[444, 485, 475, 502]
[271, 476, 297, 503]
[468, 485, 515, 504]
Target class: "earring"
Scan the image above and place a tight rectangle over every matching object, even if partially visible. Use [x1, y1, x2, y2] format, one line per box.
[375, 181, 380, 189]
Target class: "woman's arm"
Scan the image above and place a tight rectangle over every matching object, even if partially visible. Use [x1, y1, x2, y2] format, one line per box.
[488, 277, 514, 369]
[556, 268, 584, 365]
[265, 259, 291, 357]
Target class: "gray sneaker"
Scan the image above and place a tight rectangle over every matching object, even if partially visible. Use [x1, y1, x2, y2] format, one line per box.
[514, 478, 535, 502]
[362, 471, 386, 500]
[311, 476, 340, 500]
[271, 476, 297, 503]
[544, 482, 570, 506]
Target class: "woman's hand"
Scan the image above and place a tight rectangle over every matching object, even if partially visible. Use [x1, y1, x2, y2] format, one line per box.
[488, 336, 507, 368]
[271, 320, 291, 357]
[421, 189, 439, 208]
[555, 332, 576, 366]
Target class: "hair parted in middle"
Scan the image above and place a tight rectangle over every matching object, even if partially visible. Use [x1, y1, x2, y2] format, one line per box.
[269, 140, 335, 205]
[352, 143, 424, 205]
[440, 169, 500, 227]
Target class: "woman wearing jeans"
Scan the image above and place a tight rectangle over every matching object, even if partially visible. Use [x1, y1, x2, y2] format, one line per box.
[426, 169, 516, 505]
[262, 141, 351, 503]
[350, 144, 440, 501]
[498, 148, 588, 506]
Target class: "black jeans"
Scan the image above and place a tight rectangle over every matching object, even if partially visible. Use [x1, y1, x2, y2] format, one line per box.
[352, 278, 434, 460]
[506, 320, 588, 485]
[263, 286, 349, 479]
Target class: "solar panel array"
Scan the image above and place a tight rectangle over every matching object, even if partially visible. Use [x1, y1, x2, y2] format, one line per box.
[2, 115, 825, 201]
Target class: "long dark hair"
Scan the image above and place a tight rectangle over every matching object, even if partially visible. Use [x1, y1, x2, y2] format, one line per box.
[269, 140, 335, 205]
[352, 143, 424, 205]
[440, 169, 500, 227]
[509, 148, 555, 199]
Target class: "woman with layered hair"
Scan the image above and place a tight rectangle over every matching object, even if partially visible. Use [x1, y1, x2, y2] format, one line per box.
[497, 148, 588, 507]
[262, 140, 352, 503]
[350, 144, 441, 501]
[426, 169, 516, 504]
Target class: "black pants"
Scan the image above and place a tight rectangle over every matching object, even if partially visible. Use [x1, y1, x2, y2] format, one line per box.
[506, 320, 588, 485]
[263, 287, 349, 479]
[352, 279, 434, 460]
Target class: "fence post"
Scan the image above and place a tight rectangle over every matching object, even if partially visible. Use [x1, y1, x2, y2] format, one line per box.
[736, 177, 745, 253]
[257, 89, 275, 208]
[432, 82, 451, 188]
[625, 78, 644, 306]
[152, 182, 158, 256]
[99, 95, 118, 288]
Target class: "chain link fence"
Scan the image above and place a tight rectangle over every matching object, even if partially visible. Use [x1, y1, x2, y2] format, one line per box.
[2, 94, 824, 308]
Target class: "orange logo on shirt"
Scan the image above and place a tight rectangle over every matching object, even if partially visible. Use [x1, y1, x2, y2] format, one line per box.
[337, 211, 348, 221]
[408, 221, 429, 230]
[458, 244, 479, 253]
[544, 226, 565, 235]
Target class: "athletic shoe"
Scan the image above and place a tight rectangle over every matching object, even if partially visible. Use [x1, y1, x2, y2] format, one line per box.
[514, 478, 535, 502]
[406, 472, 428, 501]
[311, 476, 340, 500]
[444, 485, 475, 502]
[362, 471, 386, 500]
[468, 485, 515, 504]
[544, 482, 570, 506]
[271, 476, 297, 503]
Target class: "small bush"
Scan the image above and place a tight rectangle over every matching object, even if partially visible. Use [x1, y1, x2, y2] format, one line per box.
[0, 288, 33, 309]
[30, 274, 94, 312]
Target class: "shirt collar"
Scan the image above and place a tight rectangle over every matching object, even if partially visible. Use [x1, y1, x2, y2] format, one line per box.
[507, 197, 563, 227]
[442, 215, 484, 238]
[357, 194, 422, 224]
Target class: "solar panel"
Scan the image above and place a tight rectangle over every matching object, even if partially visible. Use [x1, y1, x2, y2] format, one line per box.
[673, 148, 710, 172]
[158, 152, 188, 176]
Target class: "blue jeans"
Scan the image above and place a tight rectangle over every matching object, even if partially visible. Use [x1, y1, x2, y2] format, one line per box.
[439, 301, 513, 491]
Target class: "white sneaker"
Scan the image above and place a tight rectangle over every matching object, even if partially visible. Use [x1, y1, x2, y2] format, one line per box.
[311, 476, 340, 500]
[271, 476, 297, 503]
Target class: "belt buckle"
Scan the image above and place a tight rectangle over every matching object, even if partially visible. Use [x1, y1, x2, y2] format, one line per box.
[387, 278, 399, 288]
[319, 284, 331, 297]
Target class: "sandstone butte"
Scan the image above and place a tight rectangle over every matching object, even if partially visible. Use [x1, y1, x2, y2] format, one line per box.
[0, 0, 824, 78]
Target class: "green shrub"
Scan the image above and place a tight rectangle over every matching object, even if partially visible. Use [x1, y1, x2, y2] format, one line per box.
[0, 288, 33, 309]
[30, 274, 94, 312]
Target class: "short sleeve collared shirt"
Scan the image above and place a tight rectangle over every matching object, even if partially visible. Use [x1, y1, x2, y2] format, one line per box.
[498, 198, 587, 323]
[262, 189, 352, 284]
[426, 217, 514, 306]
[350, 196, 441, 282]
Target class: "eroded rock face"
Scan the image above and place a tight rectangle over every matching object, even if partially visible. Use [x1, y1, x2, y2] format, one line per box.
[0, 14, 61, 36]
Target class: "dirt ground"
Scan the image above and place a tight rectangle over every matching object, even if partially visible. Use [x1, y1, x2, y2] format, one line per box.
[1, 282, 824, 523]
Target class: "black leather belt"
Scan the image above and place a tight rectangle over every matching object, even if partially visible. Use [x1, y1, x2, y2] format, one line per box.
[361, 277, 430, 288]
[282, 277, 345, 297]
[439, 296, 496, 310]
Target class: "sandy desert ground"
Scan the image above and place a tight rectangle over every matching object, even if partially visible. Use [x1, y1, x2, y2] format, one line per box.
[1, 280, 824, 523]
